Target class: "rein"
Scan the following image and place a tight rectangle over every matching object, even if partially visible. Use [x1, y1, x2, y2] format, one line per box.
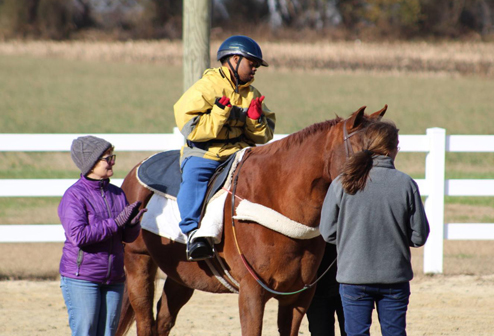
[229, 149, 336, 296]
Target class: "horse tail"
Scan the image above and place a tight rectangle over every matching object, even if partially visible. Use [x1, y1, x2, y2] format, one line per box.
[116, 282, 135, 336]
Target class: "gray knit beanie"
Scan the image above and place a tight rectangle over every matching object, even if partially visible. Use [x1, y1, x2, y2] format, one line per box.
[71, 135, 112, 176]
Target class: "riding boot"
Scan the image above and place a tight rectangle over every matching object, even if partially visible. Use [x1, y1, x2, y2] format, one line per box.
[186, 230, 214, 261]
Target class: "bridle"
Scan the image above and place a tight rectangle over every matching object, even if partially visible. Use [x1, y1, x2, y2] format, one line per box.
[343, 118, 365, 157]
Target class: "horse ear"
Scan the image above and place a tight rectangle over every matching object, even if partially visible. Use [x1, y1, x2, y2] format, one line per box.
[348, 106, 366, 129]
[370, 104, 387, 120]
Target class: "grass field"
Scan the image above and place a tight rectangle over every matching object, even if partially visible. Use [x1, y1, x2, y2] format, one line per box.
[0, 40, 493, 278]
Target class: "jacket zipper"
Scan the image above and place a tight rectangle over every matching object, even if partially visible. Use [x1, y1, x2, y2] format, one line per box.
[75, 249, 84, 276]
[101, 184, 114, 283]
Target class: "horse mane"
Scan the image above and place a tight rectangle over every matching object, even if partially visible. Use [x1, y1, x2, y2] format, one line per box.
[256, 116, 343, 154]
[289, 117, 343, 144]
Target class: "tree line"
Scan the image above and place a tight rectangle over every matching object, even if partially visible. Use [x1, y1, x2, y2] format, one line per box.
[0, 0, 492, 41]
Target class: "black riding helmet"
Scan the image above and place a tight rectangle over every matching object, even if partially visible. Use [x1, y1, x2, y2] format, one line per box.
[217, 35, 268, 67]
[217, 35, 268, 92]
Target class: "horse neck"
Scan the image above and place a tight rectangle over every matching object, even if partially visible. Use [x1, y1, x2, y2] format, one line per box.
[251, 127, 337, 226]
[279, 131, 328, 178]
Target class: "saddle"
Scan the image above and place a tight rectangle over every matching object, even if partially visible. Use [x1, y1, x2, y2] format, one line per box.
[137, 150, 236, 206]
[137, 149, 319, 246]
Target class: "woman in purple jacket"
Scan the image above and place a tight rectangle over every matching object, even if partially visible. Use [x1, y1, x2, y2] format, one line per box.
[59, 135, 146, 336]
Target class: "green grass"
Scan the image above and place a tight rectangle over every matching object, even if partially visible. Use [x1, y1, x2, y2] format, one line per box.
[0, 197, 61, 224]
[0, 151, 150, 178]
[0, 55, 182, 133]
[445, 196, 494, 207]
[259, 70, 494, 135]
[3, 54, 494, 135]
[0, 54, 493, 224]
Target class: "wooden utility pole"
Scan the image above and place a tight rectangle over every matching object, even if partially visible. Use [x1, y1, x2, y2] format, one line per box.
[182, 0, 212, 92]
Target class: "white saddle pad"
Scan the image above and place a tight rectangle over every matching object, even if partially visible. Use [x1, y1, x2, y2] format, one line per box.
[140, 191, 228, 245]
[139, 149, 247, 245]
[140, 193, 185, 243]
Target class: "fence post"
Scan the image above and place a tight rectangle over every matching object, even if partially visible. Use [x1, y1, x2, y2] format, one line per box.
[183, 0, 212, 92]
[173, 127, 185, 148]
[423, 127, 446, 274]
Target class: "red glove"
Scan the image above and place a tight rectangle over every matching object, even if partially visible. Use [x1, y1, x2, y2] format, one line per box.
[215, 96, 231, 109]
[247, 96, 265, 120]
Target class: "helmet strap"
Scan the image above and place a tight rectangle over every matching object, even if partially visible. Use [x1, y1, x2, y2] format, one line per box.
[227, 55, 243, 93]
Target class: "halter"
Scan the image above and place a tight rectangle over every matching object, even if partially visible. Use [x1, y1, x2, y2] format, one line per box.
[343, 119, 364, 157]
[229, 149, 335, 296]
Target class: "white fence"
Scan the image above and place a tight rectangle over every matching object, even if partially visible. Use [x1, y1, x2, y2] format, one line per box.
[1, 128, 493, 274]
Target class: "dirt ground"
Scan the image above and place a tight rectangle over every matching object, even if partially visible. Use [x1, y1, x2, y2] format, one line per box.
[1, 273, 494, 336]
[1, 242, 493, 335]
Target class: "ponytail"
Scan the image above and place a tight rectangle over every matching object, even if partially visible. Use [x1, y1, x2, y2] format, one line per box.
[340, 150, 374, 195]
[340, 121, 399, 195]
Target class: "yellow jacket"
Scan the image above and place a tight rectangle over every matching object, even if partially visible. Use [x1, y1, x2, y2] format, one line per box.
[174, 66, 276, 162]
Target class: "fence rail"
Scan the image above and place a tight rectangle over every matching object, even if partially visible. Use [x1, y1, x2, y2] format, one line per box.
[1, 128, 493, 274]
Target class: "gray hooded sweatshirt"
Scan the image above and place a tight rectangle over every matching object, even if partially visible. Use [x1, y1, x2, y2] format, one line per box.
[320, 155, 430, 285]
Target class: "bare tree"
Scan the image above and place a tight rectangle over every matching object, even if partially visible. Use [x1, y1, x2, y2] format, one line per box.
[262, 0, 342, 29]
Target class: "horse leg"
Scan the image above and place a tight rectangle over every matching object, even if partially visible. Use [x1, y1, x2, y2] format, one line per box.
[277, 288, 316, 336]
[238, 279, 269, 336]
[124, 235, 159, 336]
[155, 277, 195, 335]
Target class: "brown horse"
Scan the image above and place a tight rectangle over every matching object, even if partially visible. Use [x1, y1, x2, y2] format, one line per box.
[116, 106, 387, 336]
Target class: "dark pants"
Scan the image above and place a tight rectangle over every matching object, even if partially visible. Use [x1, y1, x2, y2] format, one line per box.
[307, 293, 346, 336]
[307, 243, 346, 336]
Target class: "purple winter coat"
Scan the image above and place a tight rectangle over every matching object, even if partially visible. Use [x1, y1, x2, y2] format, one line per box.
[58, 176, 140, 284]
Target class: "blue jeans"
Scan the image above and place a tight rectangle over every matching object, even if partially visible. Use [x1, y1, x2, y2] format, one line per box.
[60, 276, 125, 336]
[339, 282, 410, 336]
[177, 156, 221, 234]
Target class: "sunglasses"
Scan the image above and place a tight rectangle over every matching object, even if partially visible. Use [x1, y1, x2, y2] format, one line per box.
[100, 154, 116, 164]
[245, 57, 261, 69]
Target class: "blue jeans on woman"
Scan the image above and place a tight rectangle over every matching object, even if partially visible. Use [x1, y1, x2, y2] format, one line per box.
[60, 276, 125, 336]
[177, 156, 221, 234]
[339, 282, 410, 336]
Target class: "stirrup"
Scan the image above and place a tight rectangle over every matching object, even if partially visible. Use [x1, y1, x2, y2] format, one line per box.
[186, 230, 215, 261]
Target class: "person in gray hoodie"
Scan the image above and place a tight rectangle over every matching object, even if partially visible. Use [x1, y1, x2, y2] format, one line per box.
[59, 135, 146, 336]
[319, 121, 430, 336]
